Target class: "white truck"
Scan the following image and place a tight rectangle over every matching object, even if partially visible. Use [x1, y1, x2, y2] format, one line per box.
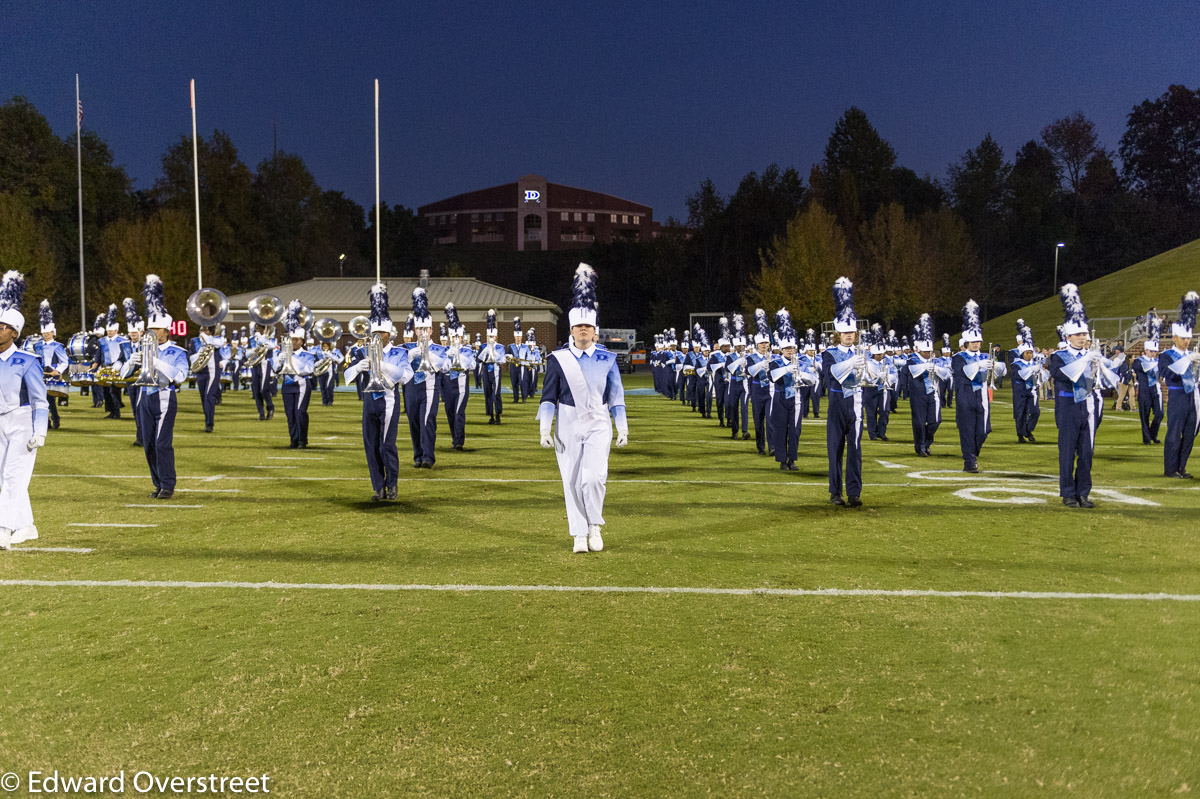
[599, 328, 636, 373]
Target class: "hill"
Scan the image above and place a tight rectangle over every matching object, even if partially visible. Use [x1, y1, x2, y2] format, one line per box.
[981, 237, 1200, 347]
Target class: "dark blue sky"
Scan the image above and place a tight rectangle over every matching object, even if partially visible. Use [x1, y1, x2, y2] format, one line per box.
[5, 1, 1198, 221]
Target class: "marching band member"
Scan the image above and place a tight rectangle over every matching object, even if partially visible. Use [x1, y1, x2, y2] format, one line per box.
[823, 277, 865, 507]
[248, 325, 276, 420]
[1160, 291, 1200, 478]
[862, 323, 893, 441]
[123, 298, 145, 446]
[346, 333, 367, 401]
[0, 271, 48, 550]
[694, 325, 712, 419]
[937, 334, 953, 408]
[768, 309, 815, 471]
[99, 304, 127, 419]
[907, 315, 948, 457]
[404, 288, 449, 468]
[1134, 312, 1164, 445]
[886, 333, 902, 413]
[712, 319, 731, 427]
[726, 315, 751, 441]
[1048, 284, 1115, 507]
[317, 339, 343, 406]
[473, 332, 483, 390]
[479, 310, 507, 424]
[441, 303, 475, 451]
[188, 324, 224, 433]
[800, 331, 820, 419]
[508, 317, 528, 403]
[228, 328, 246, 392]
[680, 329, 693, 407]
[746, 310, 774, 456]
[88, 314, 105, 408]
[342, 284, 414, 501]
[526, 327, 542, 397]
[1010, 321, 1044, 444]
[668, 328, 683, 401]
[652, 335, 667, 396]
[132, 275, 189, 500]
[271, 301, 316, 449]
[951, 300, 1005, 474]
[35, 300, 69, 431]
[538, 263, 628, 554]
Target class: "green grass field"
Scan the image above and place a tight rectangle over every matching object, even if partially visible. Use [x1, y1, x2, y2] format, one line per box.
[981, 237, 1200, 347]
[2, 375, 1199, 797]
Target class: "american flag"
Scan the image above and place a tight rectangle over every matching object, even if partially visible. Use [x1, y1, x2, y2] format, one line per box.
[77, 99, 83, 127]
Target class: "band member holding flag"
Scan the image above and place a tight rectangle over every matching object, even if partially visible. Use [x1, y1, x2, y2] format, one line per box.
[539, 263, 628, 554]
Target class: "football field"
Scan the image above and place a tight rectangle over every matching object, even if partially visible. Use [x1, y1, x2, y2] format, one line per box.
[2, 377, 1198, 797]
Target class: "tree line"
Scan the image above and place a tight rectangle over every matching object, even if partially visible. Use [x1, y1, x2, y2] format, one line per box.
[2, 85, 1199, 339]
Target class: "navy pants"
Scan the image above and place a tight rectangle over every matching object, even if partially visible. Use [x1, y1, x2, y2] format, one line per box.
[1012, 385, 1040, 440]
[252, 364, 275, 417]
[509, 365, 525, 402]
[714, 377, 727, 424]
[751, 386, 771, 454]
[1139, 386, 1164, 443]
[802, 386, 821, 417]
[483, 368, 503, 419]
[441, 373, 469, 448]
[697, 376, 712, 417]
[104, 384, 123, 415]
[405, 375, 441, 463]
[362, 389, 401, 491]
[127, 385, 143, 443]
[863, 386, 890, 439]
[726, 380, 749, 437]
[1056, 396, 1095, 498]
[1164, 387, 1198, 475]
[281, 380, 311, 446]
[910, 390, 940, 454]
[827, 390, 863, 499]
[138, 390, 177, 492]
[956, 390, 989, 468]
[771, 394, 800, 464]
[320, 370, 336, 405]
[197, 369, 218, 428]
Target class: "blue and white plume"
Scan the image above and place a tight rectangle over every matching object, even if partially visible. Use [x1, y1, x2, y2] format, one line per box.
[513, 315, 522, 337]
[1056, 325, 1066, 348]
[832, 277, 856, 333]
[1172, 291, 1199, 338]
[143, 274, 170, 330]
[869, 322, 885, 354]
[1014, 318, 1026, 346]
[105, 303, 119, 331]
[439, 322, 448, 341]
[732, 313, 747, 346]
[486, 309, 497, 336]
[942, 332, 950, 353]
[774, 308, 797, 348]
[444, 302, 462, 336]
[1017, 321, 1035, 353]
[961, 299, 983, 343]
[123, 297, 143, 332]
[693, 323, 710, 351]
[806, 328, 816, 351]
[92, 313, 106, 335]
[404, 313, 415, 338]
[284, 299, 303, 335]
[369, 283, 390, 333]
[754, 308, 771, 345]
[527, 327, 536, 344]
[718, 316, 731, 346]
[568, 262, 599, 328]
[1059, 284, 1089, 337]
[38, 299, 54, 334]
[412, 287, 432, 329]
[0, 271, 27, 335]
[914, 313, 934, 351]
[1144, 311, 1161, 351]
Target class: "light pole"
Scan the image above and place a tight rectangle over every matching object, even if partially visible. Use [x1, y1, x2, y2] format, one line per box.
[338, 253, 346, 278]
[1053, 242, 1065, 293]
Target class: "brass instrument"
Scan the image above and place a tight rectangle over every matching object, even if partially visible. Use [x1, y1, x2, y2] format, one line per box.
[985, 341, 997, 390]
[245, 294, 285, 366]
[187, 288, 229, 373]
[348, 315, 370, 341]
[278, 333, 298, 377]
[363, 331, 395, 392]
[134, 329, 160, 387]
[312, 317, 343, 376]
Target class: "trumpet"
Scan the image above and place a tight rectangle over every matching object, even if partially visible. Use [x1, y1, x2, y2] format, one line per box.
[187, 287, 229, 373]
[985, 341, 998, 389]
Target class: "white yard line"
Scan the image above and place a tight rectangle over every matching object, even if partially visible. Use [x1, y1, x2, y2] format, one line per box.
[8, 547, 93, 554]
[69, 523, 159, 528]
[123, 504, 204, 509]
[0, 578, 1196, 602]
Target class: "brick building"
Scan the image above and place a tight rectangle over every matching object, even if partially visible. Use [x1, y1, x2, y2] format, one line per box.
[418, 174, 653, 252]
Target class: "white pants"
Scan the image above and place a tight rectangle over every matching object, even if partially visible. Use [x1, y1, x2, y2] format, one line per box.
[553, 404, 612, 538]
[0, 410, 37, 532]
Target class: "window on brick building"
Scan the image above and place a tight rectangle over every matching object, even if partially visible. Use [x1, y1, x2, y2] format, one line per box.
[634, 216, 640, 225]
[610, 214, 617, 223]
[587, 213, 595, 222]
[561, 211, 569, 221]
[622, 215, 628, 224]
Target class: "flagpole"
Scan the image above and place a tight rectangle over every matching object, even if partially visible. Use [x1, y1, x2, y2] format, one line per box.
[374, 78, 380, 284]
[191, 79, 203, 289]
[76, 74, 86, 332]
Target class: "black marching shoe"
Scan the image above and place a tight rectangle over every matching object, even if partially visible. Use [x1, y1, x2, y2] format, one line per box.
[1077, 496, 1096, 509]
[880, 435, 889, 442]
[386, 485, 398, 500]
[289, 441, 299, 449]
[742, 433, 750, 440]
[830, 495, 845, 506]
[413, 460, 422, 468]
[1152, 438, 1161, 444]
[266, 408, 274, 420]
[963, 463, 979, 474]
[1017, 437, 1026, 444]
[788, 462, 799, 472]
[299, 441, 307, 448]
[259, 414, 266, 421]
[779, 462, 789, 471]
[917, 450, 928, 457]
[420, 460, 433, 469]
[848, 496, 863, 507]
[205, 424, 213, 433]
[1026, 433, 1036, 443]
[148, 489, 161, 499]
[372, 489, 385, 502]
[157, 489, 174, 500]
[1062, 496, 1081, 508]
[923, 447, 932, 456]
[1181, 472, 1195, 479]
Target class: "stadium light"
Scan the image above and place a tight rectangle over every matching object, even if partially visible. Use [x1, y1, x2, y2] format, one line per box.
[339, 253, 346, 278]
[1053, 243, 1065, 294]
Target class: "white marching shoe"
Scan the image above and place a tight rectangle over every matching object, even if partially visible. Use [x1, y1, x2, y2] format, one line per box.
[573, 536, 589, 554]
[0, 528, 10, 551]
[10, 525, 38, 545]
[587, 524, 604, 552]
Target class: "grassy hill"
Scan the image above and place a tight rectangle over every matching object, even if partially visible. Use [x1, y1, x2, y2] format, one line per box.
[981, 237, 1200, 347]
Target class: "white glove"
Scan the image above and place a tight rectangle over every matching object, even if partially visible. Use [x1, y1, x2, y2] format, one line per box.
[853, 354, 867, 370]
[27, 435, 45, 451]
[616, 432, 628, 448]
[1190, 352, 1200, 363]
[540, 431, 554, 449]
